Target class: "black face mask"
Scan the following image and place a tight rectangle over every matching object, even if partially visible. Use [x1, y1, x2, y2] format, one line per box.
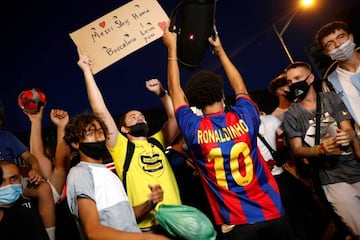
[127, 122, 149, 137]
[285, 77, 311, 103]
[283, 90, 296, 102]
[79, 141, 106, 160]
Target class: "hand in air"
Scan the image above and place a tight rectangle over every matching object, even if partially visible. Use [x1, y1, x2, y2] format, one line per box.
[146, 79, 163, 95]
[50, 109, 69, 128]
[76, 47, 93, 73]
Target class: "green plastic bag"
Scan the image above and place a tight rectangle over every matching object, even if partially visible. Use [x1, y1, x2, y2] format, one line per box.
[155, 204, 217, 240]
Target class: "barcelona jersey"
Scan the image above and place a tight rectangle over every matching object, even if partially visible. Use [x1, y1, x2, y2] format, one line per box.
[176, 96, 284, 225]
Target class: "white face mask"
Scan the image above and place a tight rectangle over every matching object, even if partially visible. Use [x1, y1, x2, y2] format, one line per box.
[329, 39, 356, 62]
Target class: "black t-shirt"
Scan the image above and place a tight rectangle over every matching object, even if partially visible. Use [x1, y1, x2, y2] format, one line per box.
[0, 206, 49, 240]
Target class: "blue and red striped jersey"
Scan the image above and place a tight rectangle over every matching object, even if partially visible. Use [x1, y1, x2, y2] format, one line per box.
[176, 97, 284, 225]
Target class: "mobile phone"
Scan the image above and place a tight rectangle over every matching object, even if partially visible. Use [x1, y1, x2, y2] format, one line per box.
[327, 125, 338, 137]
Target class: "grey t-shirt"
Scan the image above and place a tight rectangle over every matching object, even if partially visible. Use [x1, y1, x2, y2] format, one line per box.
[66, 161, 141, 233]
[284, 91, 360, 185]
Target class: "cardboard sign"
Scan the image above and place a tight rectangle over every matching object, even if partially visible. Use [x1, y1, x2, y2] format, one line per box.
[69, 0, 169, 74]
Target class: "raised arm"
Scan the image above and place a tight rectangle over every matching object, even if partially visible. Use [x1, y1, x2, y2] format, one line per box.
[24, 105, 52, 180]
[209, 35, 248, 96]
[161, 22, 187, 112]
[145, 78, 179, 146]
[50, 109, 71, 195]
[76, 48, 119, 148]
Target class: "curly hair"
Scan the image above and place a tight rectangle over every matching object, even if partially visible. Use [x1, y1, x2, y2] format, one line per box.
[185, 71, 224, 110]
[315, 21, 350, 50]
[64, 112, 108, 145]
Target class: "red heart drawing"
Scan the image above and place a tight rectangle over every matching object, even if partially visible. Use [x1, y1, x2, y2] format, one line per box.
[99, 21, 106, 28]
[158, 21, 166, 30]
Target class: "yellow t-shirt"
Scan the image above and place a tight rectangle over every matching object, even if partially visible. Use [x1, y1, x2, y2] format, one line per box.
[109, 131, 181, 229]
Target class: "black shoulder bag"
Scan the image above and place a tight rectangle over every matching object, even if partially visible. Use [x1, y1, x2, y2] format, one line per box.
[257, 133, 286, 166]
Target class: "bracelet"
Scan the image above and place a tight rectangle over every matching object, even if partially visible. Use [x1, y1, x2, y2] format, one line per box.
[235, 92, 249, 97]
[158, 89, 168, 98]
[312, 143, 326, 156]
[168, 57, 177, 61]
[311, 145, 319, 156]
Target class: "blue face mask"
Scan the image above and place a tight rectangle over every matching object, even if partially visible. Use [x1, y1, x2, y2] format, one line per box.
[0, 183, 23, 206]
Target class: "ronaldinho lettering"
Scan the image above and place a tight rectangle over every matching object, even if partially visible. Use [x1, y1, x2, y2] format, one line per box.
[198, 119, 249, 144]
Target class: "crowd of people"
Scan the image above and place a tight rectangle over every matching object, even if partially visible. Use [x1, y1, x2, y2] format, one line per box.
[1, 19, 360, 240]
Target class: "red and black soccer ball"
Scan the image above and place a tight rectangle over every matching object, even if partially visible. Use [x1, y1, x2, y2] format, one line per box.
[18, 88, 47, 114]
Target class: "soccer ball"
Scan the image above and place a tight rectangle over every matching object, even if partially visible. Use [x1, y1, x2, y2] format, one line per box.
[18, 88, 47, 114]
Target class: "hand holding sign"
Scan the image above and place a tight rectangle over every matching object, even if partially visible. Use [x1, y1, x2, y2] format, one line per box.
[70, 0, 169, 74]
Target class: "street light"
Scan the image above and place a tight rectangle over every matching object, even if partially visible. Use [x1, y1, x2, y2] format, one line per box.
[273, 0, 314, 63]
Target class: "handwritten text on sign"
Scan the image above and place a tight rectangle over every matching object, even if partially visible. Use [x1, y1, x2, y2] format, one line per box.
[69, 0, 168, 74]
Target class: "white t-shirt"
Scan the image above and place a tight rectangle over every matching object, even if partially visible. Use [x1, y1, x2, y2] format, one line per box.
[335, 66, 360, 127]
[258, 115, 284, 176]
[66, 162, 141, 233]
